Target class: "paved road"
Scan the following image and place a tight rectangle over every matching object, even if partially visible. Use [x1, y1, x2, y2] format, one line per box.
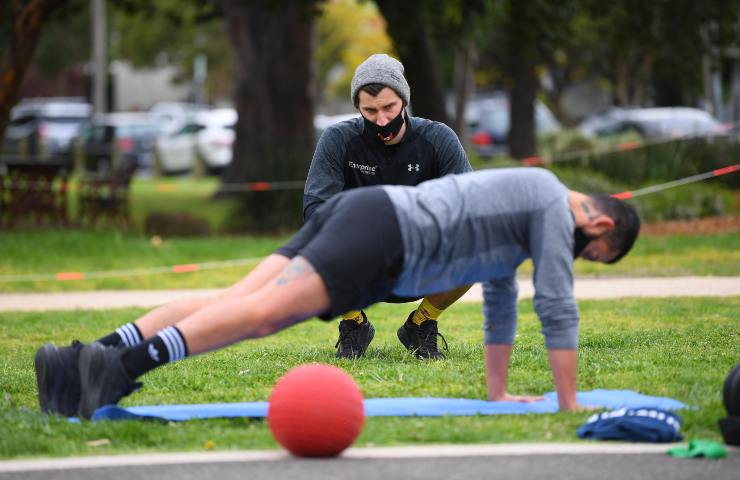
[1, 444, 737, 480]
[1, 276, 739, 311]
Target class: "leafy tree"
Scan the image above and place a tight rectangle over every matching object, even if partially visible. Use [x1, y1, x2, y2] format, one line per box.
[373, 0, 490, 131]
[564, 0, 740, 109]
[0, 0, 71, 142]
[28, 0, 90, 79]
[477, 0, 564, 158]
[373, 0, 450, 123]
[110, 0, 232, 102]
[315, 0, 393, 109]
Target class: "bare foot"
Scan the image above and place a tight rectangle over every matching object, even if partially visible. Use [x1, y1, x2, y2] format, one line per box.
[491, 393, 547, 403]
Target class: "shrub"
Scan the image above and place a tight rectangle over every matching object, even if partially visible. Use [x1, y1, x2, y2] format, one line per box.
[144, 211, 211, 238]
[567, 135, 740, 189]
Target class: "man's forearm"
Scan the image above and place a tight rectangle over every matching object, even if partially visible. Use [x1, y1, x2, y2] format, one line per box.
[484, 344, 513, 400]
[547, 348, 578, 411]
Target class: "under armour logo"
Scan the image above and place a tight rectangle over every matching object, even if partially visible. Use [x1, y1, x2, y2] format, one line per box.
[148, 344, 161, 362]
[408, 164, 420, 172]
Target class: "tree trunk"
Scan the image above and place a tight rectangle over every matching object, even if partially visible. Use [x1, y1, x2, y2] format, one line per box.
[506, 2, 539, 160]
[0, 0, 68, 143]
[374, 0, 449, 125]
[451, 42, 476, 139]
[220, 0, 316, 232]
[508, 52, 538, 159]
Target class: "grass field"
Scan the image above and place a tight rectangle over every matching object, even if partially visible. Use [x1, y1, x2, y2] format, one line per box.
[0, 297, 737, 459]
[1, 230, 739, 292]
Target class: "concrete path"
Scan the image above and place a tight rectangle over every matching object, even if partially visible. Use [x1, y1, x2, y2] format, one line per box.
[1, 276, 738, 311]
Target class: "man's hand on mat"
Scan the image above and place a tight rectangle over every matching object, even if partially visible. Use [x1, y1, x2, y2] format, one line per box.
[490, 392, 546, 403]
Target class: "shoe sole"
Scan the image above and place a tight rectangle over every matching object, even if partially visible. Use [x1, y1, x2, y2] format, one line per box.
[34, 344, 81, 416]
[34, 344, 54, 414]
[78, 343, 106, 419]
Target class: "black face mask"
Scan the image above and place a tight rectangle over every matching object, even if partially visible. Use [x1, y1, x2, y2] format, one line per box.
[363, 108, 405, 143]
[573, 227, 593, 259]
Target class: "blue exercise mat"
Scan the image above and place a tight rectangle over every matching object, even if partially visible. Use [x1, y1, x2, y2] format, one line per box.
[89, 389, 686, 422]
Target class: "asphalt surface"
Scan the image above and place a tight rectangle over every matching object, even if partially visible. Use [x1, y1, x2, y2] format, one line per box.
[1, 444, 738, 480]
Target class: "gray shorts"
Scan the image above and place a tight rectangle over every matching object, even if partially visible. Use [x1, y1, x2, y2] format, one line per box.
[276, 187, 406, 319]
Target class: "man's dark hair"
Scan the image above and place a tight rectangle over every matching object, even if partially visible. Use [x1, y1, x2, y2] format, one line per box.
[590, 194, 641, 264]
[353, 83, 402, 108]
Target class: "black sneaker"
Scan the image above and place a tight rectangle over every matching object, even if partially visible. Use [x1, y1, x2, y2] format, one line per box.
[335, 312, 375, 359]
[34, 340, 85, 416]
[78, 343, 142, 419]
[397, 312, 448, 360]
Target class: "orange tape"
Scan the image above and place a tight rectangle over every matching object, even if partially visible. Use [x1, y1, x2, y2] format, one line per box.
[611, 191, 633, 200]
[248, 182, 271, 191]
[618, 141, 641, 151]
[522, 156, 544, 166]
[55, 272, 85, 281]
[713, 165, 740, 176]
[172, 264, 200, 273]
[172, 263, 200, 273]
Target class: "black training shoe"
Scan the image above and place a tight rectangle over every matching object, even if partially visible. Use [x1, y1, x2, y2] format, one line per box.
[397, 313, 448, 360]
[34, 340, 85, 417]
[78, 342, 142, 419]
[335, 312, 375, 359]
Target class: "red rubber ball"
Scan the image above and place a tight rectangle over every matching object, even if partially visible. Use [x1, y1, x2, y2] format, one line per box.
[267, 363, 365, 457]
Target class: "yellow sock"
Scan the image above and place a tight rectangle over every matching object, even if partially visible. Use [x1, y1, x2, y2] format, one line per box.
[342, 310, 365, 324]
[411, 298, 444, 325]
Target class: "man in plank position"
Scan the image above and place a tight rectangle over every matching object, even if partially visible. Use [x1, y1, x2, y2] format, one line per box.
[35, 167, 640, 418]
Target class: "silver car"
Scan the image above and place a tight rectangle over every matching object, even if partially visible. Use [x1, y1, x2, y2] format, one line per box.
[579, 107, 730, 140]
[154, 108, 236, 175]
[2, 98, 92, 165]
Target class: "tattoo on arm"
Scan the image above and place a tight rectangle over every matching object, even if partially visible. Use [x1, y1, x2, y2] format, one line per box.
[581, 202, 599, 221]
[275, 257, 315, 286]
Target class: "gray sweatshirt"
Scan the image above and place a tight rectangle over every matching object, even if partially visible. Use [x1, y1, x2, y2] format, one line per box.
[383, 168, 579, 350]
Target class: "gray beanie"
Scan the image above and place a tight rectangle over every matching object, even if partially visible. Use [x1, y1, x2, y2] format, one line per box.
[350, 54, 410, 107]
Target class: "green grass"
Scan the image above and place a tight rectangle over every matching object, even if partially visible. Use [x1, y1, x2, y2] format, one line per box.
[0, 230, 290, 292]
[571, 231, 740, 277]
[128, 177, 240, 232]
[0, 298, 737, 459]
[0, 230, 738, 292]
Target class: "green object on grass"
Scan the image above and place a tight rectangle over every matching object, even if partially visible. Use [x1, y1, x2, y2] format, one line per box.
[667, 439, 727, 459]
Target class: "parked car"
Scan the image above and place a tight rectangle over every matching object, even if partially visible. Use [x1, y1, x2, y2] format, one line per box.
[464, 93, 561, 157]
[2, 97, 92, 165]
[73, 112, 160, 173]
[154, 108, 236, 174]
[314, 113, 361, 138]
[578, 107, 730, 140]
[148, 101, 210, 137]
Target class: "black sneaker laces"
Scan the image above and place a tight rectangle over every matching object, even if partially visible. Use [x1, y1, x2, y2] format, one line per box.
[422, 329, 448, 354]
[335, 323, 361, 353]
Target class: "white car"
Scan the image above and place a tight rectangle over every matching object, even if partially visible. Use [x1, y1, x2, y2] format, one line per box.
[148, 102, 209, 137]
[314, 113, 360, 134]
[579, 107, 729, 140]
[154, 108, 237, 175]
